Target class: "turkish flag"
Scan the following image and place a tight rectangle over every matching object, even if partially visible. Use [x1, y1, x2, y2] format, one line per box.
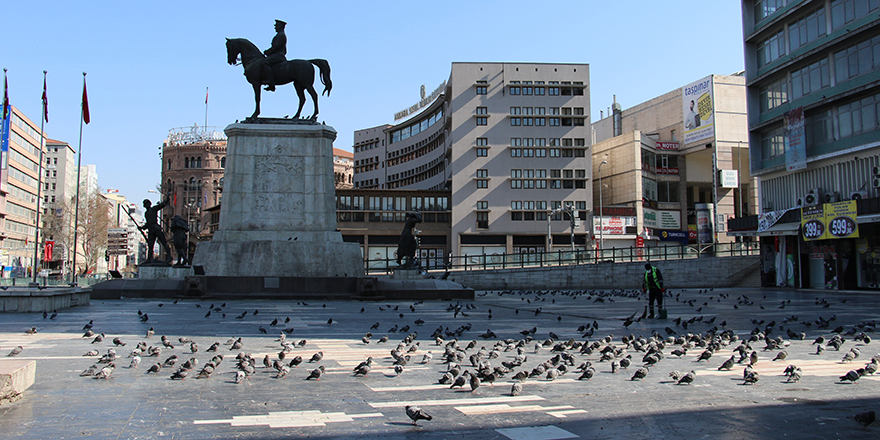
[44, 240, 54, 261]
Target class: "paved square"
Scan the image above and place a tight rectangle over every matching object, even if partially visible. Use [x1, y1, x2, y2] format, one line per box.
[0, 286, 878, 439]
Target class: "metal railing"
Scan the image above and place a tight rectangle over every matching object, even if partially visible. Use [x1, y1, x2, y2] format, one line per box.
[0, 274, 112, 288]
[363, 242, 760, 275]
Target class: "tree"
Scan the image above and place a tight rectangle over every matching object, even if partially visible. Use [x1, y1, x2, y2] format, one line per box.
[78, 191, 111, 275]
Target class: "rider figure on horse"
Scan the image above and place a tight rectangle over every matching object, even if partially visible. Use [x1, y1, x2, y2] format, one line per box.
[262, 19, 287, 92]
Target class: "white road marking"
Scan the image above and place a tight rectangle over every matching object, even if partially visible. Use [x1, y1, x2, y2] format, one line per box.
[193, 410, 383, 428]
[368, 395, 544, 408]
[455, 404, 576, 416]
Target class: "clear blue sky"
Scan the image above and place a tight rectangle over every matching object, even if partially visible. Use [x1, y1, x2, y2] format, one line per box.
[3, 1, 746, 208]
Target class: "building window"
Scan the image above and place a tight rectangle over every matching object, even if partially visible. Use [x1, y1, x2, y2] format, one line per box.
[833, 35, 880, 83]
[789, 6, 826, 51]
[477, 107, 488, 115]
[791, 58, 829, 100]
[523, 87, 533, 95]
[549, 118, 560, 126]
[476, 211, 489, 229]
[476, 117, 487, 126]
[534, 87, 545, 96]
[511, 201, 523, 221]
[535, 118, 545, 126]
[184, 157, 190, 168]
[535, 148, 546, 158]
[837, 92, 879, 139]
[831, 0, 880, 30]
[757, 30, 785, 67]
[522, 118, 533, 126]
[759, 76, 788, 112]
[523, 148, 534, 158]
[221, 157, 226, 168]
[754, 0, 788, 23]
[510, 117, 521, 126]
[476, 86, 487, 95]
[760, 126, 785, 159]
[805, 109, 833, 147]
[510, 148, 521, 157]
[476, 148, 488, 157]
[476, 137, 488, 146]
[549, 148, 561, 157]
[548, 87, 560, 96]
[510, 86, 521, 95]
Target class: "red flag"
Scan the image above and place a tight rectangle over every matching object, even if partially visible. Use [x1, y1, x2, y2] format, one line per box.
[44, 240, 54, 261]
[82, 77, 90, 124]
[205, 87, 209, 104]
[41, 75, 48, 123]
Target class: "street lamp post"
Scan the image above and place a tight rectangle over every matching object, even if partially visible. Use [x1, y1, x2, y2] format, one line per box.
[597, 160, 608, 253]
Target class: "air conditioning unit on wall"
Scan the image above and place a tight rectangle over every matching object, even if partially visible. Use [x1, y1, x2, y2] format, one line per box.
[851, 191, 868, 200]
[824, 192, 840, 203]
[804, 188, 823, 206]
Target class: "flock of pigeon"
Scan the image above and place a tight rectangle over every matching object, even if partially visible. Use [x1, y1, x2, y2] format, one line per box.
[8, 288, 879, 429]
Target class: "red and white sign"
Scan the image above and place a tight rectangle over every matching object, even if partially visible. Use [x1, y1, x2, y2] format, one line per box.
[636, 236, 645, 247]
[655, 167, 680, 175]
[656, 141, 679, 151]
[593, 216, 636, 235]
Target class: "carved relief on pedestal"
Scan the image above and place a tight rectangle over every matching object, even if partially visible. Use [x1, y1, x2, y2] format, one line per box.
[254, 146, 305, 192]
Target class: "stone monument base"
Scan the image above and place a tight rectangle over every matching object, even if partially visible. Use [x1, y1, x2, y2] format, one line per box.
[191, 121, 364, 278]
[195, 231, 363, 278]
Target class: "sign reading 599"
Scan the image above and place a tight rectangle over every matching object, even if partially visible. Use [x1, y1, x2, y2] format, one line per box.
[828, 216, 856, 238]
[803, 219, 825, 240]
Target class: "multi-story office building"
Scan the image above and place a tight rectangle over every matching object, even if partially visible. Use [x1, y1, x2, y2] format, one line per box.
[160, 125, 227, 261]
[591, 75, 752, 249]
[1, 106, 46, 277]
[742, 0, 880, 289]
[42, 139, 77, 274]
[352, 63, 592, 257]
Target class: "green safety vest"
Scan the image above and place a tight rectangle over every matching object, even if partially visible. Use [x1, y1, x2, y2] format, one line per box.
[645, 267, 661, 288]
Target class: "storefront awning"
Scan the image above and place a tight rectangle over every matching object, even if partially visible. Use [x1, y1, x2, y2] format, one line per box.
[756, 222, 800, 236]
[857, 214, 880, 224]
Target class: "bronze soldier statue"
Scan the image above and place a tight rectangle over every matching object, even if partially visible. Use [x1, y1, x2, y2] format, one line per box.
[262, 19, 287, 92]
[140, 199, 173, 264]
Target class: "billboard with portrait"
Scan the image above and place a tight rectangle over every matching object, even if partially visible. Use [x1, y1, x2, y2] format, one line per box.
[682, 76, 715, 145]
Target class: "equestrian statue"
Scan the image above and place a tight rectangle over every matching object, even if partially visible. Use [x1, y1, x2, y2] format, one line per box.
[226, 19, 332, 121]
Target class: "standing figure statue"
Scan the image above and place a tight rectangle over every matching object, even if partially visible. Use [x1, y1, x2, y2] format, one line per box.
[140, 199, 172, 264]
[396, 212, 423, 269]
[261, 19, 287, 92]
[170, 215, 190, 267]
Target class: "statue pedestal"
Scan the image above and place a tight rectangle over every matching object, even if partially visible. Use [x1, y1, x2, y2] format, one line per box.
[193, 122, 363, 278]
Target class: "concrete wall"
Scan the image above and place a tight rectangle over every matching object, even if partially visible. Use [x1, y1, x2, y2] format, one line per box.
[0, 289, 90, 312]
[446, 255, 760, 291]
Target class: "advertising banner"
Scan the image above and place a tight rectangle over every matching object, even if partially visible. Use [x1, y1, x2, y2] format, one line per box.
[645, 209, 681, 230]
[682, 76, 715, 145]
[784, 106, 807, 172]
[593, 216, 635, 235]
[720, 170, 739, 188]
[825, 200, 859, 240]
[801, 204, 825, 241]
[659, 230, 689, 244]
[688, 224, 697, 241]
[696, 203, 713, 244]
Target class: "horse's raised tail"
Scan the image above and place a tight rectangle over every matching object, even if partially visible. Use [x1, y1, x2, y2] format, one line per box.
[310, 59, 332, 96]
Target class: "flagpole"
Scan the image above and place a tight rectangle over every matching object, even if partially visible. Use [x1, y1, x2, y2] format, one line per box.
[204, 87, 208, 130]
[31, 71, 47, 286]
[71, 72, 86, 285]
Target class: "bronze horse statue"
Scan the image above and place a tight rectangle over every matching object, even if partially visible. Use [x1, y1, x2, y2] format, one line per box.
[396, 212, 423, 269]
[225, 38, 332, 121]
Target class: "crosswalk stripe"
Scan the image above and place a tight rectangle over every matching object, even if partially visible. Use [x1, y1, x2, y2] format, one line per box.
[455, 404, 575, 416]
[548, 409, 589, 418]
[367, 395, 545, 408]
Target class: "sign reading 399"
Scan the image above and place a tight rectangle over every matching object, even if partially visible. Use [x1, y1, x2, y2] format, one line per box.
[803, 219, 825, 240]
[828, 216, 856, 238]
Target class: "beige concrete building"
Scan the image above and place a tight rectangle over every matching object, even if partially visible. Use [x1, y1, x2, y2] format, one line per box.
[332, 148, 354, 189]
[592, 74, 752, 249]
[353, 62, 592, 257]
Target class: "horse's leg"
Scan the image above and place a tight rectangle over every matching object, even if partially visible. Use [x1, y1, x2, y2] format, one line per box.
[306, 84, 319, 120]
[293, 83, 307, 119]
[251, 81, 261, 120]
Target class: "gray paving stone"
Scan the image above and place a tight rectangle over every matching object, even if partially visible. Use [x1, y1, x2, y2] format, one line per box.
[0, 287, 878, 439]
